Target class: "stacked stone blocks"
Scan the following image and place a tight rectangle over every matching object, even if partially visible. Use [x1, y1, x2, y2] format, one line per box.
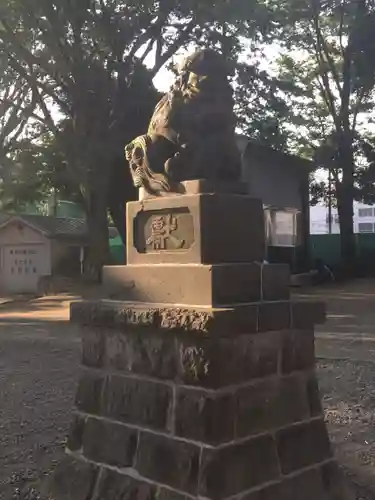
[46, 186, 346, 500]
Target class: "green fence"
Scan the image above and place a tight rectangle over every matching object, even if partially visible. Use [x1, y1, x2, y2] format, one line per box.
[310, 234, 341, 267]
[310, 233, 375, 272]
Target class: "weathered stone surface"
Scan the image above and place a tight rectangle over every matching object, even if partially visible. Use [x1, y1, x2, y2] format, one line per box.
[82, 417, 138, 468]
[93, 469, 156, 500]
[306, 374, 323, 417]
[211, 263, 262, 305]
[261, 264, 290, 301]
[244, 467, 329, 500]
[103, 263, 269, 307]
[126, 194, 265, 265]
[102, 375, 172, 431]
[71, 300, 261, 337]
[242, 462, 350, 500]
[82, 328, 105, 368]
[235, 382, 273, 438]
[75, 371, 104, 415]
[71, 301, 118, 328]
[281, 329, 315, 374]
[177, 331, 280, 387]
[275, 375, 310, 428]
[292, 301, 326, 328]
[320, 461, 351, 500]
[276, 419, 332, 474]
[66, 413, 86, 452]
[156, 487, 192, 500]
[258, 302, 291, 332]
[199, 435, 279, 499]
[174, 387, 235, 444]
[102, 263, 300, 310]
[106, 329, 177, 379]
[44, 455, 98, 500]
[72, 299, 326, 335]
[176, 337, 213, 385]
[136, 432, 200, 494]
[235, 375, 309, 438]
[156, 487, 191, 500]
[233, 333, 280, 381]
[79, 328, 282, 388]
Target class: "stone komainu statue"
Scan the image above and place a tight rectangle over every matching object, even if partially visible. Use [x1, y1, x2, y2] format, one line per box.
[125, 49, 242, 196]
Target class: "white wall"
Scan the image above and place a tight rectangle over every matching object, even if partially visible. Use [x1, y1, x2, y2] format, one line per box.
[310, 202, 375, 234]
[0, 221, 51, 292]
[0, 221, 47, 246]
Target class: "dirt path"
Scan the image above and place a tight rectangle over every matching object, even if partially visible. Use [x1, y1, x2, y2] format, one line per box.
[0, 297, 80, 499]
[297, 280, 375, 497]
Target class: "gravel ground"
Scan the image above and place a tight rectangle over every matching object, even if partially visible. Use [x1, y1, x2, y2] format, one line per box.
[0, 319, 80, 500]
[318, 359, 375, 499]
[0, 287, 375, 499]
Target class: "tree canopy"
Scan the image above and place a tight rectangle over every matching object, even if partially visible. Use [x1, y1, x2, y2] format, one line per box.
[272, 0, 375, 268]
[0, 0, 281, 275]
[1, 0, 375, 273]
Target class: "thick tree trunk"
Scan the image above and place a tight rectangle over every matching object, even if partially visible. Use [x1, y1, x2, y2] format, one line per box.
[85, 183, 111, 281]
[336, 146, 356, 276]
[107, 156, 138, 261]
[109, 203, 126, 244]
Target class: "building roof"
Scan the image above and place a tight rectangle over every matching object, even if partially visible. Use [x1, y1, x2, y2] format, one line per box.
[0, 214, 119, 240]
[20, 214, 87, 238]
[0, 214, 87, 239]
[236, 135, 314, 171]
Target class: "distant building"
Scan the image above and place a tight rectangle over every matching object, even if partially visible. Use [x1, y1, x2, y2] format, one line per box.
[0, 214, 89, 294]
[310, 202, 375, 235]
[237, 136, 313, 270]
[0, 213, 119, 293]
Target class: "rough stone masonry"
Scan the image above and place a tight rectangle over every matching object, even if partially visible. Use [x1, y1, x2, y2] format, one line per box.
[44, 179, 350, 500]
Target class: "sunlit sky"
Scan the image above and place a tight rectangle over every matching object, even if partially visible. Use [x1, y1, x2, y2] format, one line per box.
[150, 43, 280, 91]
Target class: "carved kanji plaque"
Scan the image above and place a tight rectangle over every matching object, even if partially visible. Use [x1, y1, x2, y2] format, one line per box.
[134, 208, 195, 254]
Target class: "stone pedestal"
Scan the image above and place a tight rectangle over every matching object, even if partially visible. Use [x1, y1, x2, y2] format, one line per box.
[45, 183, 349, 500]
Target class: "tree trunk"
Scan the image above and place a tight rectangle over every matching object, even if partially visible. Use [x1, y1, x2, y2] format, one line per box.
[336, 145, 356, 276]
[107, 156, 138, 261]
[109, 203, 126, 245]
[85, 183, 111, 281]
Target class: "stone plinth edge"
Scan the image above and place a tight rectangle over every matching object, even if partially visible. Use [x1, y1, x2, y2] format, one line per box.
[70, 299, 326, 337]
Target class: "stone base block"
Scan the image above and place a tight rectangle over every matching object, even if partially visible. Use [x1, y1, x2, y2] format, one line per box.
[45, 454, 350, 500]
[70, 299, 326, 338]
[102, 262, 290, 306]
[127, 193, 265, 265]
[46, 299, 347, 500]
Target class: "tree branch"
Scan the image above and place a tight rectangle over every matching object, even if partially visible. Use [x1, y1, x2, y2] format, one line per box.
[0, 17, 63, 85]
[310, 1, 343, 99]
[138, 38, 155, 65]
[339, 0, 346, 56]
[6, 53, 69, 117]
[150, 19, 196, 77]
[127, 10, 169, 61]
[351, 88, 366, 134]
[0, 97, 46, 125]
